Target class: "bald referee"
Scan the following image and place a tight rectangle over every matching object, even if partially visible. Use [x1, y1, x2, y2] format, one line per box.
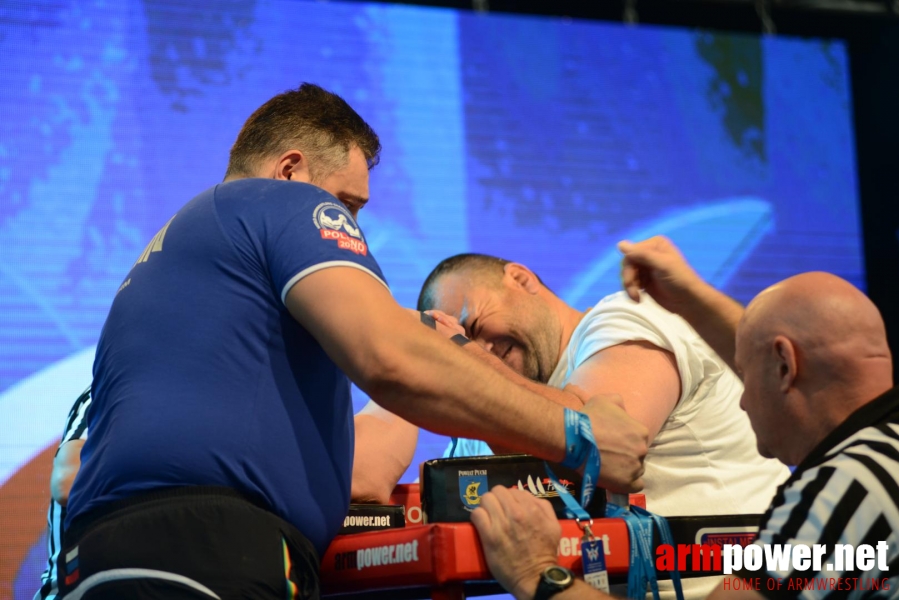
[59, 83, 648, 599]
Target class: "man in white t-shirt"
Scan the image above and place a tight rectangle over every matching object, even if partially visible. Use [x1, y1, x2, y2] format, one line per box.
[417, 253, 789, 597]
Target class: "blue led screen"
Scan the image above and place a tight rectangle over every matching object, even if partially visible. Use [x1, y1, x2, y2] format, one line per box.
[0, 1, 861, 595]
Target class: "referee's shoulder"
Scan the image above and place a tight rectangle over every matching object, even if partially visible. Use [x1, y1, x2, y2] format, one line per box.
[817, 424, 899, 503]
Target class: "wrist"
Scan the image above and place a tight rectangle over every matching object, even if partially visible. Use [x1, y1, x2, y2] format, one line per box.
[510, 561, 558, 600]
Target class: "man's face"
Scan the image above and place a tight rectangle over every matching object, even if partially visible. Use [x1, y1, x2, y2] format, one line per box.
[735, 323, 786, 462]
[429, 272, 561, 383]
[312, 146, 370, 218]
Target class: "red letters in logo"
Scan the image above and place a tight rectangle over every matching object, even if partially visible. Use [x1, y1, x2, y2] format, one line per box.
[321, 229, 368, 256]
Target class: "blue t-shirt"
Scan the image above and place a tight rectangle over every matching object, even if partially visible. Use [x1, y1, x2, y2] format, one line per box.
[66, 179, 387, 555]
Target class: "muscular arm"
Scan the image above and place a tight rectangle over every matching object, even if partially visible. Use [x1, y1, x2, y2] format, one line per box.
[286, 267, 647, 492]
[429, 309, 665, 452]
[461, 342, 588, 455]
[462, 342, 585, 411]
[352, 400, 418, 504]
[567, 341, 680, 444]
[50, 438, 84, 506]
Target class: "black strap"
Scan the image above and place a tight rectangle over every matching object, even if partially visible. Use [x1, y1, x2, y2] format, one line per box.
[451, 333, 471, 347]
[420, 312, 437, 329]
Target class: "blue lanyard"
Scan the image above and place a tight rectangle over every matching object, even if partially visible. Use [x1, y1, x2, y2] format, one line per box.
[605, 504, 685, 600]
[638, 506, 684, 600]
[544, 408, 600, 522]
[546, 408, 683, 600]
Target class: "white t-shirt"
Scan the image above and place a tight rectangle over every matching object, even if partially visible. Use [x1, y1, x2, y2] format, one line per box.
[550, 291, 789, 515]
[451, 291, 787, 515]
[447, 292, 790, 598]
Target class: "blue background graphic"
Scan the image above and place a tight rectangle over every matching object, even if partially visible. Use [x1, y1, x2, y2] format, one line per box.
[0, 1, 861, 595]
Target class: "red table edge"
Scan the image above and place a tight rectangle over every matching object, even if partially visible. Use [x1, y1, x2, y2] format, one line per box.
[321, 518, 631, 595]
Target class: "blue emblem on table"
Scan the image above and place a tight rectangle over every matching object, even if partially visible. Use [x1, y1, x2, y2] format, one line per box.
[458, 470, 488, 511]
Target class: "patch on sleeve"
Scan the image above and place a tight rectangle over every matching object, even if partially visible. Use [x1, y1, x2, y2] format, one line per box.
[312, 202, 368, 256]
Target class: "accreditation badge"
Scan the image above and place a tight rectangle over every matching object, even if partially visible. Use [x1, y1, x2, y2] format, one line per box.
[581, 527, 610, 593]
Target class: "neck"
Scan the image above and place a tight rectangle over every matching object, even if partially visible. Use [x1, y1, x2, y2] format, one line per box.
[791, 375, 892, 464]
[556, 300, 587, 359]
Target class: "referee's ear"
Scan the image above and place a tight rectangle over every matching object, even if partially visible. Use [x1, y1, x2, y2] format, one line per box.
[773, 335, 798, 393]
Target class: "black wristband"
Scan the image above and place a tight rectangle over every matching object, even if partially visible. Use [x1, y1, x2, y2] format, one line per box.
[420, 312, 437, 330]
[451, 333, 471, 347]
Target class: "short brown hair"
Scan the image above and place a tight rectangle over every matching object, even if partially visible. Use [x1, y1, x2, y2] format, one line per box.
[225, 83, 381, 180]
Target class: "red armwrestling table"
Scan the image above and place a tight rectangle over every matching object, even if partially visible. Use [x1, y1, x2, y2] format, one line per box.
[320, 485, 633, 599]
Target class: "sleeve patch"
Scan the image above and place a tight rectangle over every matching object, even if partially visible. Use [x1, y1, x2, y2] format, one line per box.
[313, 202, 368, 256]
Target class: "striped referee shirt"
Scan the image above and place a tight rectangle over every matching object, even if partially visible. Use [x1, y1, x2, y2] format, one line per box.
[35, 386, 91, 600]
[738, 387, 899, 599]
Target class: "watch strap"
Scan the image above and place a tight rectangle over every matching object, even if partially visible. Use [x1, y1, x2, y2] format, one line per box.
[533, 566, 574, 600]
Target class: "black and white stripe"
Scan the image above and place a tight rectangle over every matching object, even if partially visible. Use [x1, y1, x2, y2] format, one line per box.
[752, 419, 899, 599]
[35, 386, 92, 600]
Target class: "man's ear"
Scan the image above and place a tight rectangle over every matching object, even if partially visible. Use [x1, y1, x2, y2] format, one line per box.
[503, 263, 542, 295]
[772, 335, 798, 393]
[273, 150, 312, 183]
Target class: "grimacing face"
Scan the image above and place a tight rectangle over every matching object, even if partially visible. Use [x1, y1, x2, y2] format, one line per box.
[429, 272, 561, 383]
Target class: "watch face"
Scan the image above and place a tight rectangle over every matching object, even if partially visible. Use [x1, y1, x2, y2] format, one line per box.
[543, 566, 573, 586]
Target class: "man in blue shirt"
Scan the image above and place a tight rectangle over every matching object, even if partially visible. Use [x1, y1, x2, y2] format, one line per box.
[60, 84, 648, 600]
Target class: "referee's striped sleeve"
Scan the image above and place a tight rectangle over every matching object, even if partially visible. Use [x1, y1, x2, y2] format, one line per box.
[743, 425, 899, 600]
[59, 385, 91, 446]
[38, 386, 93, 600]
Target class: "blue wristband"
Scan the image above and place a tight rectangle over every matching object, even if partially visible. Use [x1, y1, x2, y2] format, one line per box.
[546, 409, 601, 521]
[560, 408, 589, 470]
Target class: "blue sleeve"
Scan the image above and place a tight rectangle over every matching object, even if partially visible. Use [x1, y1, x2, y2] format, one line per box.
[216, 180, 388, 304]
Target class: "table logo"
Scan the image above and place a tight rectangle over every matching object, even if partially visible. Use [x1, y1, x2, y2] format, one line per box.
[458, 470, 488, 510]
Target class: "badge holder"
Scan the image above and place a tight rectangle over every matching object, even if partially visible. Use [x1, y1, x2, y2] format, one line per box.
[548, 409, 684, 600]
[545, 409, 609, 593]
[578, 517, 610, 593]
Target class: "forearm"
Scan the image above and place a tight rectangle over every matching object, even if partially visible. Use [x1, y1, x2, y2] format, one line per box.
[50, 468, 78, 506]
[458, 343, 582, 455]
[463, 343, 585, 411]
[675, 280, 744, 372]
[363, 325, 567, 463]
[51, 438, 84, 506]
[352, 404, 418, 503]
[288, 269, 566, 466]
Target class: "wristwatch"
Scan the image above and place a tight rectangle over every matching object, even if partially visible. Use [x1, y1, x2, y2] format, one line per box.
[533, 565, 575, 599]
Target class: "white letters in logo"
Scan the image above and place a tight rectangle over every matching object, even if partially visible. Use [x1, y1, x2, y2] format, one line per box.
[313, 203, 362, 238]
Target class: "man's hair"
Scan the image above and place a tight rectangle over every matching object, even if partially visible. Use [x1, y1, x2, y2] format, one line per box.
[417, 253, 512, 311]
[225, 83, 381, 180]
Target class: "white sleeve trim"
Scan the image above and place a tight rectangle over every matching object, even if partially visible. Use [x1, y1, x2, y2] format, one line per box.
[280, 260, 390, 304]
